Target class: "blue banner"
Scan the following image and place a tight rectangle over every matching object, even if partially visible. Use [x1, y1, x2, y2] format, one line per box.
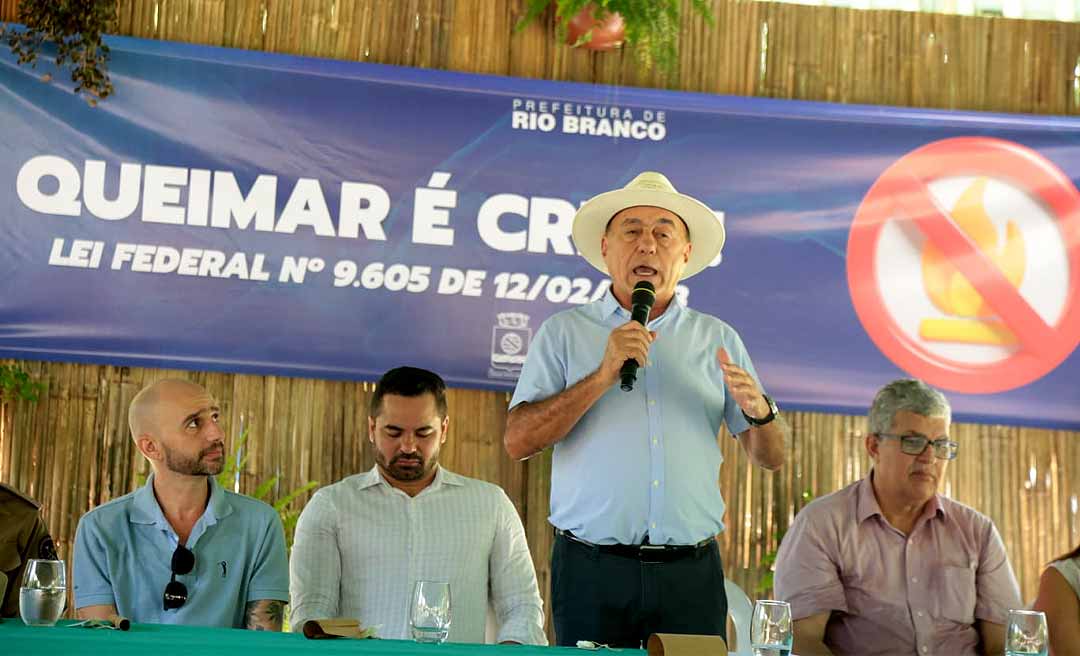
[2, 35, 1079, 428]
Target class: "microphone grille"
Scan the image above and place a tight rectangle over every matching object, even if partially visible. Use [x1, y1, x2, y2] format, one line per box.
[631, 281, 656, 305]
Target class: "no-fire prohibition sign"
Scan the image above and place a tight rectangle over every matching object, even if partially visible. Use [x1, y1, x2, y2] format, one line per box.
[847, 137, 1080, 394]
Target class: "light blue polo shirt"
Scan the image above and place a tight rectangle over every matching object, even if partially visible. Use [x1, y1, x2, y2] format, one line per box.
[509, 290, 760, 547]
[73, 474, 289, 628]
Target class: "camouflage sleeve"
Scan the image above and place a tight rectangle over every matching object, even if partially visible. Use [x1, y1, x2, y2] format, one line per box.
[1, 510, 55, 618]
[25, 513, 58, 561]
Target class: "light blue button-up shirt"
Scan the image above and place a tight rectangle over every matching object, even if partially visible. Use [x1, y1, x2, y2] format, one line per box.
[510, 290, 762, 546]
[73, 474, 289, 627]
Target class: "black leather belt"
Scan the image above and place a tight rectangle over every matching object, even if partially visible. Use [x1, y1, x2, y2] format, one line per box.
[555, 528, 715, 562]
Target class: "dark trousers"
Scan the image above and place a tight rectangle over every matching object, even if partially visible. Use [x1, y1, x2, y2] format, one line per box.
[551, 531, 728, 648]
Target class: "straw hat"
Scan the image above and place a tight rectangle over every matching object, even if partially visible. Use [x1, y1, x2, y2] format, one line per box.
[571, 172, 725, 280]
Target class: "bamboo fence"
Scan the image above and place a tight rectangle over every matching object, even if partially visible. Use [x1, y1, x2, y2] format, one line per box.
[3, 0, 1080, 638]
[3, 0, 1079, 114]
[2, 359, 1077, 635]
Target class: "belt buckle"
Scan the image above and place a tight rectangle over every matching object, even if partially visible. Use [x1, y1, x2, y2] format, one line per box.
[639, 544, 668, 563]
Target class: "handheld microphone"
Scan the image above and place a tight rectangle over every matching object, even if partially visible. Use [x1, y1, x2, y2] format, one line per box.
[620, 281, 656, 392]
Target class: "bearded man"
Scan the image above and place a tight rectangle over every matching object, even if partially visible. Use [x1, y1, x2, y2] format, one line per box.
[74, 379, 289, 629]
[288, 366, 545, 645]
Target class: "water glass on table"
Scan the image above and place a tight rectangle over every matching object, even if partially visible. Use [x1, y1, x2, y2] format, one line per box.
[19, 559, 67, 627]
[410, 580, 451, 644]
[1006, 609, 1048, 656]
[751, 599, 793, 656]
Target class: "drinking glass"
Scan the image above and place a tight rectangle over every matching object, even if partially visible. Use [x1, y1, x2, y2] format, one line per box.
[1006, 609, 1048, 656]
[409, 580, 451, 644]
[751, 599, 792, 656]
[19, 559, 67, 627]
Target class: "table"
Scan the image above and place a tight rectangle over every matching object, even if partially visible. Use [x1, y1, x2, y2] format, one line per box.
[2, 620, 640, 655]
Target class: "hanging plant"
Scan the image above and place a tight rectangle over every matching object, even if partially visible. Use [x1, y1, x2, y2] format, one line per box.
[516, 0, 714, 71]
[563, 5, 625, 52]
[1, 0, 118, 104]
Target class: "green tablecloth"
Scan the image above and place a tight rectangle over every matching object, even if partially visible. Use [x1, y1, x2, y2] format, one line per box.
[1, 620, 642, 655]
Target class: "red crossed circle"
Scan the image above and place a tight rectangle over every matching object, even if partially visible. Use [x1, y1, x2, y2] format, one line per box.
[847, 137, 1080, 393]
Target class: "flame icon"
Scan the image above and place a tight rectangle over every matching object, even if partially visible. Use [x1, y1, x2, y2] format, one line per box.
[919, 178, 1026, 345]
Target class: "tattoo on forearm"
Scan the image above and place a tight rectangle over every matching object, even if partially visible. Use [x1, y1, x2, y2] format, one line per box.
[245, 599, 285, 631]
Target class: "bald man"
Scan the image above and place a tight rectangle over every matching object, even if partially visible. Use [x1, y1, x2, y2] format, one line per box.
[72, 379, 289, 629]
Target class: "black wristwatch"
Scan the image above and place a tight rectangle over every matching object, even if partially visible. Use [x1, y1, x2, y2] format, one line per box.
[742, 394, 779, 426]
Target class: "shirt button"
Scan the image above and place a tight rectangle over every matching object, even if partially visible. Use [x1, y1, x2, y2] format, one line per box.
[652, 438, 659, 446]
[921, 647, 928, 653]
[650, 522, 656, 529]
[911, 577, 918, 583]
[653, 480, 660, 487]
[649, 399, 656, 406]
[917, 611, 924, 618]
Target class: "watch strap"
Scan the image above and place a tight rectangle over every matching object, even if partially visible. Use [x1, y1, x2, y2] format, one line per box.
[742, 394, 778, 426]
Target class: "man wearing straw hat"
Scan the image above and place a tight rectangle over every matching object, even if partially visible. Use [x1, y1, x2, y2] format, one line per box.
[504, 172, 789, 647]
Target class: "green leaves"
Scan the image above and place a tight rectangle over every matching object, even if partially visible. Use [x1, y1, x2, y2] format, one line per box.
[243, 472, 319, 547]
[215, 428, 319, 551]
[2, 0, 117, 103]
[0, 364, 44, 402]
[517, 0, 714, 71]
[756, 489, 816, 595]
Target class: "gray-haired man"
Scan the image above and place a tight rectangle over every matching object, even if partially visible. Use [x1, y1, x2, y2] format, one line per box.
[775, 379, 1022, 656]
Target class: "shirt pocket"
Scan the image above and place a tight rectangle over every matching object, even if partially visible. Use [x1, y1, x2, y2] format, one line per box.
[934, 565, 977, 625]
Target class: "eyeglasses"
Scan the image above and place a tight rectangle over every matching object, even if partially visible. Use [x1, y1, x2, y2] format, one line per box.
[163, 544, 195, 611]
[876, 433, 959, 460]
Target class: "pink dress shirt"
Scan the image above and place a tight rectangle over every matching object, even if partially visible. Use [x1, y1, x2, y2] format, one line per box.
[774, 475, 1021, 656]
